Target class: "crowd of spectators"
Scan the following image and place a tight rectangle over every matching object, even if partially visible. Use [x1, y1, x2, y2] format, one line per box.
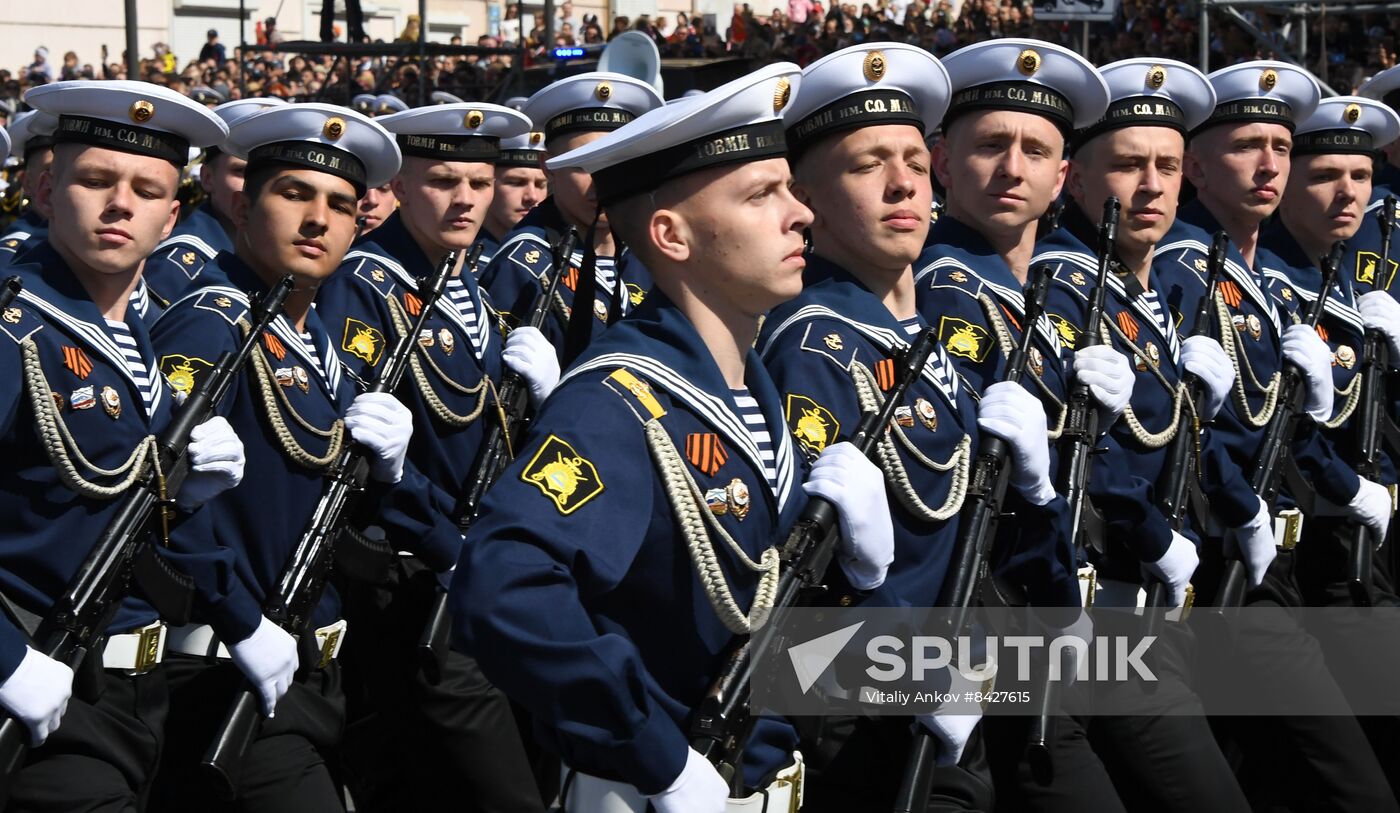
[2, 0, 1399, 121]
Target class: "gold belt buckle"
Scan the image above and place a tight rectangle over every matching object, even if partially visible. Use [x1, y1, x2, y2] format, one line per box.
[314, 620, 347, 669]
[133, 621, 164, 674]
[1276, 508, 1302, 550]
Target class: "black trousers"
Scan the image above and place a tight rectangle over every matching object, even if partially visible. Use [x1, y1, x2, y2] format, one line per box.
[320, 0, 365, 42]
[793, 715, 995, 813]
[1089, 615, 1248, 813]
[338, 557, 544, 813]
[9, 668, 167, 812]
[1190, 543, 1399, 813]
[149, 656, 345, 812]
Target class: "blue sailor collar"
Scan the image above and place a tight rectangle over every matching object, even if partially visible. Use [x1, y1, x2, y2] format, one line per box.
[1037, 207, 1182, 361]
[761, 254, 964, 409]
[562, 291, 801, 513]
[918, 214, 1063, 353]
[1377, 163, 1400, 192]
[1166, 199, 1282, 332]
[1258, 221, 1363, 332]
[342, 211, 494, 360]
[197, 251, 345, 399]
[9, 241, 166, 418]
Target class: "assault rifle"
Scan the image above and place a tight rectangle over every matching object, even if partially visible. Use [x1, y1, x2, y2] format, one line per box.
[892, 264, 1054, 813]
[0, 277, 19, 311]
[1348, 195, 1398, 606]
[0, 276, 294, 780]
[689, 329, 938, 793]
[1146, 231, 1227, 633]
[200, 252, 457, 797]
[413, 229, 579, 685]
[1216, 242, 1342, 609]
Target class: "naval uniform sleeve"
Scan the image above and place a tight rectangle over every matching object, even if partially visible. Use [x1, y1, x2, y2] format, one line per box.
[915, 275, 1005, 396]
[1292, 425, 1361, 505]
[315, 261, 396, 387]
[1198, 411, 1268, 529]
[149, 299, 265, 643]
[451, 375, 689, 795]
[0, 337, 34, 678]
[365, 459, 463, 572]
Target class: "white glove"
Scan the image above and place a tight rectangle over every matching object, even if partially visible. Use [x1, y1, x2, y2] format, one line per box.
[916, 666, 984, 767]
[802, 442, 895, 591]
[647, 746, 728, 813]
[1281, 324, 1335, 423]
[229, 616, 299, 718]
[1348, 477, 1394, 544]
[344, 392, 413, 483]
[1180, 335, 1235, 421]
[502, 326, 561, 406]
[977, 382, 1055, 506]
[1359, 291, 1400, 359]
[0, 647, 73, 746]
[1073, 344, 1135, 422]
[1226, 497, 1277, 589]
[177, 416, 246, 510]
[1142, 530, 1199, 608]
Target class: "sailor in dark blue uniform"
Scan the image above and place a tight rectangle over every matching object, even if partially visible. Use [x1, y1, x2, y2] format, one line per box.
[148, 102, 460, 810]
[355, 176, 396, 237]
[316, 101, 557, 812]
[911, 39, 1144, 813]
[456, 64, 896, 813]
[1259, 94, 1400, 796]
[1, 78, 258, 810]
[481, 128, 548, 266]
[760, 42, 1070, 811]
[143, 97, 287, 308]
[1340, 66, 1400, 301]
[0, 110, 56, 267]
[1036, 58, 1253, 813]
[1155, 62, 1400, 812]
[477, 72, 663, 363]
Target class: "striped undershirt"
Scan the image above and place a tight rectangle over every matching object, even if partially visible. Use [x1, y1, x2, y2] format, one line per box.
[104, 319, 158, 417]
[731, 388, 779, 492]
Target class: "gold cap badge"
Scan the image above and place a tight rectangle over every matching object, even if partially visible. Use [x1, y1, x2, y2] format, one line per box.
[1147, 66, 1166, 89]
[595, 81, 612, 101]
[1017, 49, 1041, 76]
[774, 77, 791, 112]
[129, 100, 155, 124]
[465, 110, 484, 128]
[864, 50, 887, 82]
[529, 131, 544, 145]
[1344, 103, 1362, 124]
[1259, 69, 1278, 92]
[323, 117, 346, 140]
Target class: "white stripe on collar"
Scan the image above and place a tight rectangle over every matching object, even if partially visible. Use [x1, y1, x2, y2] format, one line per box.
[920, 255, 1063, 353]
[562, 353, 797, 510]
[1260, 266, 1364, 333]
[759, 303, 962, 408]
[1158, 237, 1280, 332]
[1036, 249, 1182, 364]
[152, 233, 220, 260]
[194, 285, 344, 394]
[343, 250, 492, 360]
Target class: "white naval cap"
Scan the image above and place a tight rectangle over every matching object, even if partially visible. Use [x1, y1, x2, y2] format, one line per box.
[784, 42, 951, 156]
[213, 97, 289, 130]
[0, 127, 9, 166]
[189, 86, 228, 106]
[1071, 58, 1215, 152]
[431, 90, 466, 105]
[1198, 60, 1319, 134]
[24, 80, 228, 167]
[378, 103, 531, 164]
[7, 110, 58, 160]
[375, 94, 409, 116]
[1358, 65, 1400, 112]
[1291, 96, 1400, 156]
[548, 62, 800, 206]
[352, 94, 376, 115]
[503, 96, 530, 112]
[497, 129, 547, 168]
[223, 102, 400, 195]
[941, 39, 1109, 132]
[523, 72, 664, 143]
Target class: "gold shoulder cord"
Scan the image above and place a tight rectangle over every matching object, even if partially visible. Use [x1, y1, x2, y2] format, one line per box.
[1098, 320, 1185, 449]
[240, 320, 346, 470]
[977, 293, 1067, 439]
[849, 360, 970, 521]
[1214, 295, 1280, 428]
[643, 417, 780, 636]
[384, 293, 489, 428]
